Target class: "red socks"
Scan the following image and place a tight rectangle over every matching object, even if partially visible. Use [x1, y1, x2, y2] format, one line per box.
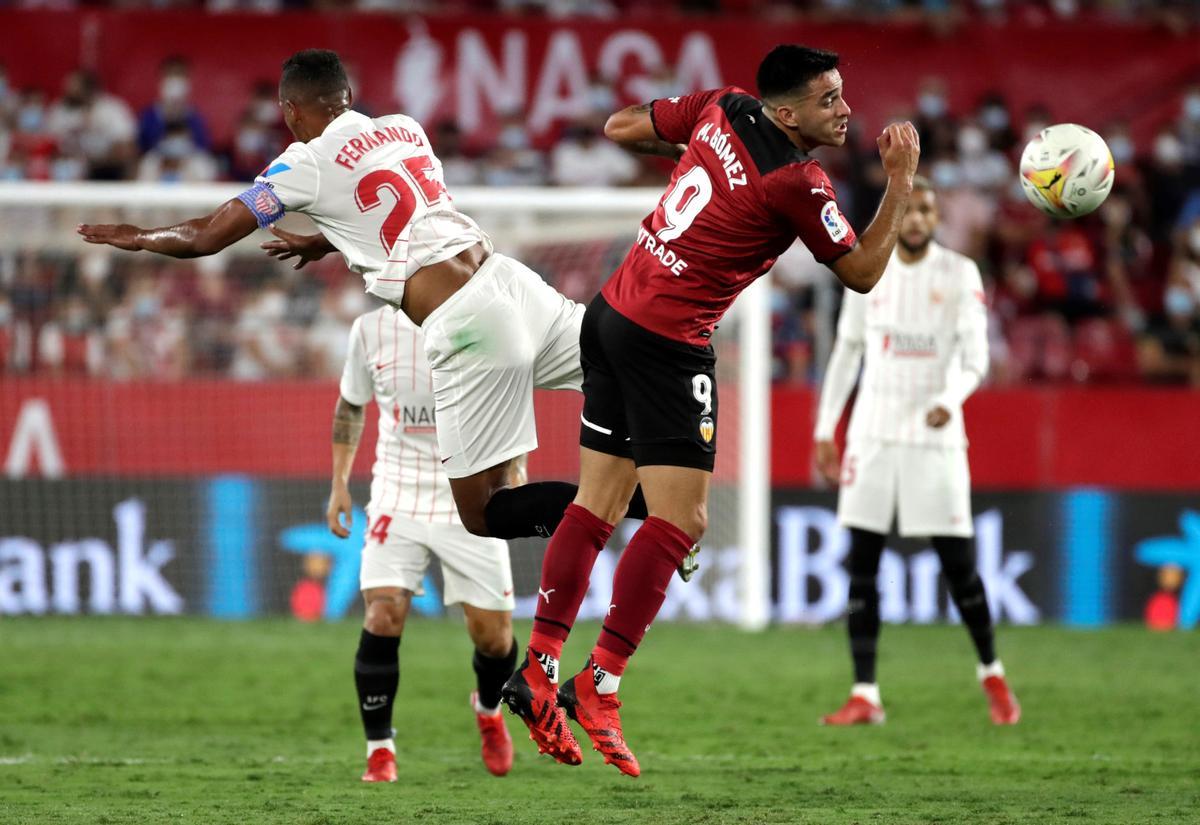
[595, 516, 694, 670]
[530, 503, 613, 657]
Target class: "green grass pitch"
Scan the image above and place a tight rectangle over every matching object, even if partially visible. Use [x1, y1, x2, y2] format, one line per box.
[1, 618, 1196, 824]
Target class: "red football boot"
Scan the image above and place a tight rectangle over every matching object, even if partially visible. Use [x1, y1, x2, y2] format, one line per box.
[981, 674, 1021, 725]
[557, 660, 640, 777]
[499, 651, 582, 766]
[820, 695, 886, 726]
[361, 747, 397, 783]
[471, 691, 514, 776]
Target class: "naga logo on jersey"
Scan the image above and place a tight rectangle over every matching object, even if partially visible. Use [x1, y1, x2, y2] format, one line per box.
[820, 201, 850, 243]
[699, 416, 715, 444]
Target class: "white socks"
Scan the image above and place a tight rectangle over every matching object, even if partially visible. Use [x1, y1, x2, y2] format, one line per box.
[367, 738, 395, 757]
[851, 682, 882, 708]
[977, 660, 1005, 681]
[474, 696, 501, 716]
[592, 662, 621, 695]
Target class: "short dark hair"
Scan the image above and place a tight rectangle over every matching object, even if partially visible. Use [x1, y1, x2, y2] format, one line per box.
[756, 45, 840, 102]
[280, 49, 349, 102]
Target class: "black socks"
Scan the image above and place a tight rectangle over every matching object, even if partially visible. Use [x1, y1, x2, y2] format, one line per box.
[482, 482, 650, 539]
[846, 528, 886, 684]
[933, 536, 997, 666]
[354, 629, 400, 740]
[472, 641, 518, 710]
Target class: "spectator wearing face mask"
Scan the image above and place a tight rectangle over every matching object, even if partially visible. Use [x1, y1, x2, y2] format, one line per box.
[105, 273, 190, 380]
[136, 121, 218, 183]
[137, 57, 211, 155]
[229, 283, 302, 381]
[1138, 277, 1200, 385]
[37, 293, 104, 376]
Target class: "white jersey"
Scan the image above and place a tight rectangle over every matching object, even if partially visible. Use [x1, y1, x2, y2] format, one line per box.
[815, 242, 989, 448]
[340, 307, 458, 524]
[238, 110, 487, 306]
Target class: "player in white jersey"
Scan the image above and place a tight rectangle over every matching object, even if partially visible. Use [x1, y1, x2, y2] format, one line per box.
[812, 177, 1020, 726]
[329, 306, 517, 782]
[79, 49, 648, 540]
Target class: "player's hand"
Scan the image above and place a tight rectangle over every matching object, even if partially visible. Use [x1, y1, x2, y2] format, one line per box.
[261, 225, 332, 270]
[877, 122, 920, 185]
[926, 405, 951, 428]
[77, 223, 143, 251]
[327, 484, 353, 538]
[814, 439, 841, 486]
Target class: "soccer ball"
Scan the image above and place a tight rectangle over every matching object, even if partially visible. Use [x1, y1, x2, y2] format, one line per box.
[1018, 124, 1115, 218]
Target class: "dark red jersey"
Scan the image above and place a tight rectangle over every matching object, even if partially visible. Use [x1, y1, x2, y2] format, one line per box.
[602, 86, 858, 345]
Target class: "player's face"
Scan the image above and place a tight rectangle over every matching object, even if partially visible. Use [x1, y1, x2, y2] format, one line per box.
[781, 70, 851, 150]
[899, 189, 939, 253]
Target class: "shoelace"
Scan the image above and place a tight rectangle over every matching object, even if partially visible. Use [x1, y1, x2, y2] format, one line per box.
[596, 694, 625, 737]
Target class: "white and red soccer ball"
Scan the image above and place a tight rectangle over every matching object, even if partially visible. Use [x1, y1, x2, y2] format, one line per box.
[1019, 123, 1115, 219]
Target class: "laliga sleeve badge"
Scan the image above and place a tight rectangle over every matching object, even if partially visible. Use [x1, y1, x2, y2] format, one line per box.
[699, 416, 715, 444]
[820, 200, 849, 242]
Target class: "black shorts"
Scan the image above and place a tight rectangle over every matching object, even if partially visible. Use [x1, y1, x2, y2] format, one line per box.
[578, 293, 718, 471]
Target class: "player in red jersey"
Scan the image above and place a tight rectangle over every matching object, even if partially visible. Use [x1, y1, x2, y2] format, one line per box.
[501, 45, 920, 774]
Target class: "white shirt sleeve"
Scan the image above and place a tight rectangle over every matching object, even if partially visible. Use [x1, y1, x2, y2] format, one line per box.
[338, 318, 374, 407]
[236, 143, 320, 228]
[814, 288, 866, 440]
[933, 260, 990, 410]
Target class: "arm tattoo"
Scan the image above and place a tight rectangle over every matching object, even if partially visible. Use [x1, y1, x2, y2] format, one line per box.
[631, 102, 653, 114]
[332, 397, 365, 446]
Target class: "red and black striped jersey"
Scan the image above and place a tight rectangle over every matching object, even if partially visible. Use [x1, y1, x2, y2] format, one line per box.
[603, 86, 858, 345]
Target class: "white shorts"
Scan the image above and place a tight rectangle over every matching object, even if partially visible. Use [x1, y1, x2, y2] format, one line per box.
[837, 441, 974, 538]
[421, 253, 584, 479]
[359, 511, 515, 611]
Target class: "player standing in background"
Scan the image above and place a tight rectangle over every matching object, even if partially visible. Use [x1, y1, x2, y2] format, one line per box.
[813, 176, 1020, 726]
[501, 45, 921, 775]
[78, 48, 649, 542]
[329, 306, 517, 782]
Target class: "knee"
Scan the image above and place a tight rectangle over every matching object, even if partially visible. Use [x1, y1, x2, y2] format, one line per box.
[364, 596, 407, 636]
[460, 508, 492, 538]
[673, 501, 707, 543]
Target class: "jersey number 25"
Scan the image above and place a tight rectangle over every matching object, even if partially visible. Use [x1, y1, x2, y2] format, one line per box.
[354, 157, 449, 255]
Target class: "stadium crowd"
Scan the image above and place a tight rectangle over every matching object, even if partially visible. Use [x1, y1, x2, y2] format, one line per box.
[1, 53, 1199, 386]
[1, 0, 1196, 24]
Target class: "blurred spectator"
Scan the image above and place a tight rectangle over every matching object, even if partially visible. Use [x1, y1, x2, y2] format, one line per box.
[106, 272, 190, 380]
[137, 122, 219, 183]
[137, 57, 211, 155]
[550, 122, 638, 187]
[1026, 220, 1106, 322]
[1137, 277, 1200, 385]
[305, 280, 371, 377]
[45, 71, 136, 181]
[0, 290, 31, 373]
[229, 112, 279, 182]
[229, 281, 303, 380]
[36, 293, 103, 376]
[434, 123, 478, 187]
[480, 111, 547, 186]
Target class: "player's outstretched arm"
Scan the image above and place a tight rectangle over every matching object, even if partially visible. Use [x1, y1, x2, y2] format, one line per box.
[261, 225, 336, 271]
[829, 122, 920, 293]
[76, 198, 258, 259]
[604, 103, 686, 160]
[328, 395, 365, 539]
